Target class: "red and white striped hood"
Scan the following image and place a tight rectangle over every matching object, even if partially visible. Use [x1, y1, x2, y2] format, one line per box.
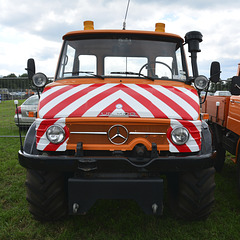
[38, 83, 199, 120]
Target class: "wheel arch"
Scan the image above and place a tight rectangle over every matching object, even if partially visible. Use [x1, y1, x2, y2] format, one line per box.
[200, 121, 212, 155]
[23, 122, 38, 155]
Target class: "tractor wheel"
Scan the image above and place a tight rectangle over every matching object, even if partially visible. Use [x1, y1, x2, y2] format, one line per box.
[209, 123, 225, 171]
[236, 148, 240, 197]
[25, 169, 68, 221]
[214, 144, 226, 172]
[168, 167, 215, 220]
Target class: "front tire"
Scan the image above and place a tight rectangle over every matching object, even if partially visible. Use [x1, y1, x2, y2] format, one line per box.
[25, 170, 68, 221]
[209, 123, 226, 171]
[168, 167, 215, 220]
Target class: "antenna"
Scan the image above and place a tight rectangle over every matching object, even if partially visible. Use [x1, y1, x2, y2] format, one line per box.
[123, 0, 130, 30]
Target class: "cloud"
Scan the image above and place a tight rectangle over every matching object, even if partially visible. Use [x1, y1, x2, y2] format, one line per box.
[0, 0, 240, 79]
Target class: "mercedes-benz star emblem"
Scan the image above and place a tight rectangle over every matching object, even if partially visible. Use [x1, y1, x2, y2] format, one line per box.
[108, 125, 129, 145]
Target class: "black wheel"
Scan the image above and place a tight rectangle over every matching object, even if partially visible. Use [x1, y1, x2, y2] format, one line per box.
[167, 167, 215, 220]
[236, 147, 240, 197]
[25, 169, 68, 221]
[209, 123, 226, 171]
[139, 61, 173, 78]
[214, 143, 226, 171]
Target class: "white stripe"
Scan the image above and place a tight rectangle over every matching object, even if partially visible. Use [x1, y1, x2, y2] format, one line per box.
[167, 139, 179, 152]
[126, 84, 182, 119]
[82, 90, 154, 118]
[151, 85, 199, 120]
[54, 83, 117, 118]
[169, 119, 201, 152]
[175, 87, 199, 104]
[40, 85, 66, 101]
[39, 84, 93, 118]
[36, 118, 67, 151]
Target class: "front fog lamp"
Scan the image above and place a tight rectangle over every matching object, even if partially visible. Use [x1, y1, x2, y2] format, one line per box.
[46, 125, 65, 144]
[171, 127, 189, 145]
[194, 75, 209, 90]
[32, 72, 48, 88]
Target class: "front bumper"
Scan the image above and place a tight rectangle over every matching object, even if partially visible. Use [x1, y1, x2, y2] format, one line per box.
[18, 150, 216, 172]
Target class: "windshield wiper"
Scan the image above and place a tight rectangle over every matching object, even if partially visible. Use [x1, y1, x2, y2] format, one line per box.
[64, 71, 104, 79]
[110, 71, 154, 81]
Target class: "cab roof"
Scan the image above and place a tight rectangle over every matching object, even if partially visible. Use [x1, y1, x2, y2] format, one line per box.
[63, 21, 184, 43]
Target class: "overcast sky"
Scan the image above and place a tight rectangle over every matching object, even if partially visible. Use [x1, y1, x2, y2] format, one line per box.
[1, 0, 240, 79]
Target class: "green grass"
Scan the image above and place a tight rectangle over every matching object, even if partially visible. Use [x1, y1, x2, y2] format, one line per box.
[0, 99, 25, 136]
[1, 138, 240, 240]
[1, 102, 240, 239]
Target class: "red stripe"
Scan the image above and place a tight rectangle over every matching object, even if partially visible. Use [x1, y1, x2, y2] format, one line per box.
[167, 126, 191, 152]
[97, 98, 140, 117]
[168, 86, 199, 112]
[120, 84, 168, 118]
[140, 84, 194, 120]
[43, 83, 102, 119]
[69, 84, 121, 117]
[36, 119, 58, 146]
[40, 85, 75, 109]
[179, 120, 201, 149]
[167, 120, 199, 152]
[37, 120, 69, 151]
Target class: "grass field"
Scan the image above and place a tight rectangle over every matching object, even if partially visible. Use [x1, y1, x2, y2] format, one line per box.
[0, 99, 25, 136]
[1, 101, 240, 239]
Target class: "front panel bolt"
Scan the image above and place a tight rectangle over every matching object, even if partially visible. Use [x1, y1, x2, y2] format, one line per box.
[152, 203, 158, 214]
[73, 203, 79, 214]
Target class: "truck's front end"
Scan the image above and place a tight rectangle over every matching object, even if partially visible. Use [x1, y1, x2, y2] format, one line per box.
[18, 21, 219, 221]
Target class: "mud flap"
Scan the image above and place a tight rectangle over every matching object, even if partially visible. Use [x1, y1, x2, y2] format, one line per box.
[68, 178, 163, 215]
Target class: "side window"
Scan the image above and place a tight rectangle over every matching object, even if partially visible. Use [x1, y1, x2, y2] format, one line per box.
[60, 45, 76, 77]
[64, 45, 75, 74]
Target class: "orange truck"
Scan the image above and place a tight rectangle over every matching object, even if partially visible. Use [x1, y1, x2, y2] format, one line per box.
[202, 65, 240, 174]
[18, 21, 220, 221]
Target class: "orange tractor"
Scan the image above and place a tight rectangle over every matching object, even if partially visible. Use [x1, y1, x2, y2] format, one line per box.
[202, 65, 240, 179]
[18, 21, 220, 221]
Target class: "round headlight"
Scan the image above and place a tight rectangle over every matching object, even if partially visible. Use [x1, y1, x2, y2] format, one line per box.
[171, 127, 189, 145]
[194, 75, 209, 90]
[46, 125, 65, 144]
[32, 72, 48, 88]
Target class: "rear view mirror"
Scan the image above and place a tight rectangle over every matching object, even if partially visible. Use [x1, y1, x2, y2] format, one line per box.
[26, 58, 36, 80]
[231, 76, 240, 95]
[210, 61, 221, 83]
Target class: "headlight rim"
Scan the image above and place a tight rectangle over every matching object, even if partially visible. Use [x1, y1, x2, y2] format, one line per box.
[46, 124, 65, 144]
[194, 75, 209, 91]
[171, 126, 190, 146]
[32, 72, 48, 88]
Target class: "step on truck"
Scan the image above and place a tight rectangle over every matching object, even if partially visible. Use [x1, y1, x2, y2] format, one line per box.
[202, 65, 240, 179]
[18, 21, 220, 221]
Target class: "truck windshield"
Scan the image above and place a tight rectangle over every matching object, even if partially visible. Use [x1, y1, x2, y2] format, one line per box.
[56, 37, 186, 81]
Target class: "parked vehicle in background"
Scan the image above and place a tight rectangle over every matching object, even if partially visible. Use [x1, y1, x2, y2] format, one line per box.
[14, 95, 39, 129]
[0, 88, 10, 100]
[202, 64, 240, 176]
[18, 21, 220, 221]
[214, 90, 231, 96]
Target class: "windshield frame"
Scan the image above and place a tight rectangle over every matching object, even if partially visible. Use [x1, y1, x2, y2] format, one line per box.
[55, 32, 189, 82]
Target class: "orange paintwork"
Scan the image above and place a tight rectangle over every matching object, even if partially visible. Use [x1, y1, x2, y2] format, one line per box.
[227, 96, 240, 135]
[202, 96, 230, 127]
[66, 117, 170, 151]
[63, 29, 184, 42]
[237, 63, 240, 76]
[204, 94, 240, 162]
[45, 77, 195, 90]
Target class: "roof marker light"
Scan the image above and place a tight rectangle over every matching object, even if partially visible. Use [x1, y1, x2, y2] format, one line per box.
[155, 23, 165, 32]
[84, 20, 94, 30]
